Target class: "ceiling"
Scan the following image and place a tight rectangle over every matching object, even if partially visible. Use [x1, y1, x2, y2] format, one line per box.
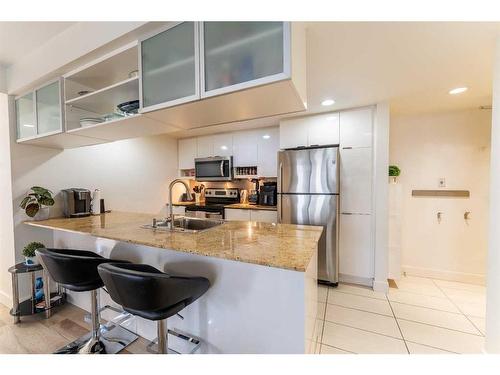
[0, 22, 75, 67]
[305, 22, 499, 115]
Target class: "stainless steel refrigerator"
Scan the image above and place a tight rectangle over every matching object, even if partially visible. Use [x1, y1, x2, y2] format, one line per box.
[277, 147, 339, 285]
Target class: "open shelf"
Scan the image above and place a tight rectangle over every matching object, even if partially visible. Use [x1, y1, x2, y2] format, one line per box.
[65, 76, 139, 115]
[64, 42, 138, 101]
[16, 130, 109, 149]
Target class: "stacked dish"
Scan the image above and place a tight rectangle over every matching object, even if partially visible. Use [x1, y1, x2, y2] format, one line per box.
[80, 117, 104, 127]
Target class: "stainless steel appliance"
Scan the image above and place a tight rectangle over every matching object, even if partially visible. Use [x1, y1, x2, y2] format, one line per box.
[277, 147, 339, 285]
[259, 182, 277, 206]
[185, 188, 239, 219]
[195, 156, 233, 181]
[61, 188, 92, 218]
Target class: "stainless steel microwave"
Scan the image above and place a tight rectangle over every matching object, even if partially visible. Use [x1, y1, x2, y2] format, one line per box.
[195, 156, 233, 181]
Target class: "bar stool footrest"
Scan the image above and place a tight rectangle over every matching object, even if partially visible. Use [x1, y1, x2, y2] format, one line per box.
[146, 328, 201, 354]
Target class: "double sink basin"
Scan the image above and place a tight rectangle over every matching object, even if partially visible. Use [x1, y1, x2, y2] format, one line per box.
[142, 216, 224, 233]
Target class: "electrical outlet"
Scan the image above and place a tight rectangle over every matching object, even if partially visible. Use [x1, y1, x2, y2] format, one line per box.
[439, 178, 446, 188]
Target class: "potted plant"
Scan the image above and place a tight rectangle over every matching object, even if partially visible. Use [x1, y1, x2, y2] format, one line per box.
[22, 242, 45, 266]
[20, 186, 54, 220]
[389, 165, 401, 183]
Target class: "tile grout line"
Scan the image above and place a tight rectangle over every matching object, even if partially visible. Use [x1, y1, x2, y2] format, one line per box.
[431, 278, 485, 337]
[385, 299, 462, 315]
[317, 285, 329, 351]
[403, 339, 459, 354]
[386, 293, 410, 354]
[323, 320, 405, 341]
[326, 301, 395, 318]
[320, 342, 357, 354]
[395, 317, 484, 337]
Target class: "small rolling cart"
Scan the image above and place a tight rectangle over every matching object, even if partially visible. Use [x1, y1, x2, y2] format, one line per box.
[8, 262, 66, 324]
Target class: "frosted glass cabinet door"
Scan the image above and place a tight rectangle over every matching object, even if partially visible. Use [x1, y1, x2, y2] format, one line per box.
[16, 93, 36, 139]
[202, 22, 287, 95]
[141, 22, 198, 109]
[36, 81, 62, 135]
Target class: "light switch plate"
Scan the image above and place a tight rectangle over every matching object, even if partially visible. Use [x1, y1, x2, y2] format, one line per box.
[439, 178, 446, 188]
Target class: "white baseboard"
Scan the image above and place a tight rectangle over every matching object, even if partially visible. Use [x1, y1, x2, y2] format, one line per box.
[339, 273, 373, 287]
[0, 290, 12, 308]
[401, 265, 485, 285]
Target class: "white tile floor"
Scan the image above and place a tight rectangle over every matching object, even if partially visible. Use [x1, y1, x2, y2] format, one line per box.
[316, 275, 486, 354]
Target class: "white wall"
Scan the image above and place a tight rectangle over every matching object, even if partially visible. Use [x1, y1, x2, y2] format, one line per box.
[0, 93, 16, 305]
[6, 126, 180, 300]
[390, 109, 491, 284]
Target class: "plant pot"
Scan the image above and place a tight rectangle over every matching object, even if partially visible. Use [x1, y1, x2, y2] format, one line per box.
[24, 256, 39, 266]
[33, 206, 50, 221]
[389, 176, 398, 184]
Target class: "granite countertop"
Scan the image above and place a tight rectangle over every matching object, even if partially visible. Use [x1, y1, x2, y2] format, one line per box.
[24, 212, 322, 272]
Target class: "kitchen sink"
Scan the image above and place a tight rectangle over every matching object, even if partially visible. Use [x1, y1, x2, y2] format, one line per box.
[141, 216, 224, 233]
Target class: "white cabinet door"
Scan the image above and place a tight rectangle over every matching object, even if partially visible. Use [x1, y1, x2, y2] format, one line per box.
[339, 213, 373, 279]
[308, 113, 340, 147]
[257, 127, 279, 177]
[197, 135, 214, 158]
[279, 117, 308, 149]
[212, 133, 233, 157]
[178, 138, 197, 170]
[233, 130, 258, 166]
[250, 210, 278, 223]
[340, 147, 372, 214]
[15, 92, 36, 140]
[339, 107, 373, 148]
[225, 208, 251, 221]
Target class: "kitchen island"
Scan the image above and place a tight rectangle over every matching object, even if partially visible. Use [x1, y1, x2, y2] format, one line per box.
[25, 212, 321, 354]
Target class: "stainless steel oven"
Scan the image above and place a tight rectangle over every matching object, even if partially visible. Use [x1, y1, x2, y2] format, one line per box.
[195, 156, 233, 181]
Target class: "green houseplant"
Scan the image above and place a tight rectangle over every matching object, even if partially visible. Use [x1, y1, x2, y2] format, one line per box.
[22, 241, 45, 266]
[20, 186, 54, 220]
[389, 165, 401, 183]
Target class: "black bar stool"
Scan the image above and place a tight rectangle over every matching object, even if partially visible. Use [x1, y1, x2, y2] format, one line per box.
[35, 248, 138, 354]
[97, 262, 210, 354]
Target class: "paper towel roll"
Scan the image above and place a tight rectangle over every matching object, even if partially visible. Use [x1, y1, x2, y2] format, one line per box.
[92, 189, 101, 215]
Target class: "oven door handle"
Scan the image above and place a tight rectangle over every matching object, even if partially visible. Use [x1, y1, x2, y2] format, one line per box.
[220, 160, 224, 177]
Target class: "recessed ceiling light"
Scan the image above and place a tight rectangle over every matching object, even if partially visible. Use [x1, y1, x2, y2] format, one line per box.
[449, 87, 468, 95]
[321, 99, 335, 106]
[220, 145, 228, 150]
[262, 134, 271, 140]
[23, 124, 35, 128]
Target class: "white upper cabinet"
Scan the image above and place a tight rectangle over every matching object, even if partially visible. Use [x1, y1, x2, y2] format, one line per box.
[195, 133, 233, 158]
[196, 136, 214, 158]
[339, 107, 373, 148]
[279, 117, 308, 149]
[233, 130, 259, 166]
[340, 147, 372, 214]
[212, 133, 233, 157]
[257, 127, 279, 177]
[201, 22, 288, 97]
[279, 112, 340, 149]
[140, 22, 200, 111]
[15, 92, 36, 140]
[308, 113, 340, 147]
[178, 138, 197, 170]
[16, 79, 64, 141]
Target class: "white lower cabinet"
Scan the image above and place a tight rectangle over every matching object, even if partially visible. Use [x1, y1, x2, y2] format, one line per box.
[250, 210, 278, 223]
[225, 208, 277, 223]
[339, 213, 374, 282]
[172, 206, 186, 215]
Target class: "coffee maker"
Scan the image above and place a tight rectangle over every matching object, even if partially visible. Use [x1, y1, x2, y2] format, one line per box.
[62, 188, 92, 218]
[258, 182, 277, 206]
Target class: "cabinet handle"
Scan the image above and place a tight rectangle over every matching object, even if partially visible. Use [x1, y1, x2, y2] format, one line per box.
[342, 147, 353, 149]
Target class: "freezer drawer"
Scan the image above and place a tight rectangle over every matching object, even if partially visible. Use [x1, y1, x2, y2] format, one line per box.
[278, 147, 339, 194]
[279, 194, 338, 283]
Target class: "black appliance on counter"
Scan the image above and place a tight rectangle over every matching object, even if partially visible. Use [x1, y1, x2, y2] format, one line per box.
[258, 182, 277, 206]
[61, 188, 92, 218]
[185, 188, 239, 219]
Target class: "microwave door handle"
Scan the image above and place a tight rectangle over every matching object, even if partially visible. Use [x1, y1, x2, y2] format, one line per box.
[220, 160, 224, 177]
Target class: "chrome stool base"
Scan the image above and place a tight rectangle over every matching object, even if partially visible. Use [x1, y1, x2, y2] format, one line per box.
[147, 327, 201, 354]
[55, 324, 138, 354]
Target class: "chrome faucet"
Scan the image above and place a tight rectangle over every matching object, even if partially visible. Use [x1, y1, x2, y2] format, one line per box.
[168, 179, 192, 229]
